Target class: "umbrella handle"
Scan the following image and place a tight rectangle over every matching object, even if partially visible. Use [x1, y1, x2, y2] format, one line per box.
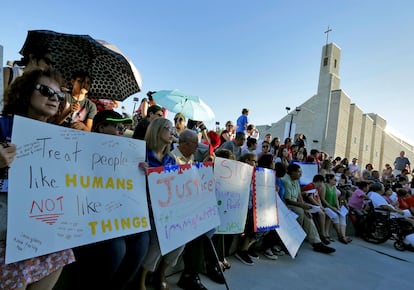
[51, 100, 72, 124]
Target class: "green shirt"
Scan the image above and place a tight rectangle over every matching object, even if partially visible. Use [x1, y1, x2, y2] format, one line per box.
[281, 174, 301, 202]
[325, 184, 338, 207]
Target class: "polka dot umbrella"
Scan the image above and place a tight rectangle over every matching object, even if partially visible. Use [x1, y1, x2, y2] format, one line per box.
[19, 30, 142, 101]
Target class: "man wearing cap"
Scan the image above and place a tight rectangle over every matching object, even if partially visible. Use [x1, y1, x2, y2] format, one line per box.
[92, 109, 133, 135]
[132, 104, 163, 140]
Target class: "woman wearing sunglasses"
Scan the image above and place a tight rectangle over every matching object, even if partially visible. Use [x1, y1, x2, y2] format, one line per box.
[0, 69, 75, 290]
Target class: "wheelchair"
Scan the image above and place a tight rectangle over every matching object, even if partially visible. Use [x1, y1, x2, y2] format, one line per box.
[349, 201, 414, 251]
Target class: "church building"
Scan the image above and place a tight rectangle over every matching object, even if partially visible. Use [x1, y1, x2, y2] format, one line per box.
[258, 42, 414, 169]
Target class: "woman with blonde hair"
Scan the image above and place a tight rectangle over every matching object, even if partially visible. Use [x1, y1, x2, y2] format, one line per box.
[319, 159, 334, 177]
[137, 118, 183, 290]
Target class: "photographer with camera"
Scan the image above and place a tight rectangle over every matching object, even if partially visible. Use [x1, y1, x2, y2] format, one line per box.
[187, 119, 210, 145]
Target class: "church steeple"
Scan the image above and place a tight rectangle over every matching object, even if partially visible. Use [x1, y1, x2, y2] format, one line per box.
[317, 27, 341, 96]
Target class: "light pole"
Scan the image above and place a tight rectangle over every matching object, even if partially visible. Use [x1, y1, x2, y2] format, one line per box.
[286, 106, 301, 138]
[132, 97, 139, 116]
[215, 121, 220, 133]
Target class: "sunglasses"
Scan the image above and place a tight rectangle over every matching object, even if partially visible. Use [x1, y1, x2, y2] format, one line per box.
[174, 117, 183, 123]
[35, 84, 65, 102]
[164, 126, 174, 133]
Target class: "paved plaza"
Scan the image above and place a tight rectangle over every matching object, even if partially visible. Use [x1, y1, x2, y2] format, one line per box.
[158, 237, 414, 290]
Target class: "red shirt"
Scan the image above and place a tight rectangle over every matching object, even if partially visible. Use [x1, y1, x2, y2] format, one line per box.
[302, 183, 321, 204]
[398, 194, 414, 209]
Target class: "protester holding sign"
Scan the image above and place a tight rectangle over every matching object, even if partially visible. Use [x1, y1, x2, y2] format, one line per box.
[234, 153, 265, 265]
[169, 129, 215, 289]
[257, 155, 286, 260]
[136, 117, 182, 290]
[58, 110, 150, 290]
[0, 69, 75, 290]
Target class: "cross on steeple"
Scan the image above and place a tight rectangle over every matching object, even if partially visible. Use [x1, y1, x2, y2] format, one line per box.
[324, 26, 332, 56]
[325, 26, 332, 46]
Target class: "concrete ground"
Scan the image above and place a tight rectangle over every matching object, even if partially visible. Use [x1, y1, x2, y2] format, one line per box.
[155, 237, 414, 290]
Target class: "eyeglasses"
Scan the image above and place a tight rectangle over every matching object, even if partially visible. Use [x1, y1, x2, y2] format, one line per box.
[227, 124, 233, 127]
[174, 117, 183, 123]
[164, 126, 174, 134]
[112, 124, 126, 133]
[35, 84, 65, 102]
[155, 113, 163, 117]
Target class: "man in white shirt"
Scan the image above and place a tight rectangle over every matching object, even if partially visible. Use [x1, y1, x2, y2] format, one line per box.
[171, 129, 215, 290]
[368, 183, 409, 218]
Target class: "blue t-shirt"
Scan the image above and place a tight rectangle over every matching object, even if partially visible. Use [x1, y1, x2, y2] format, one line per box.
[276, 177, 285, 201]
[146, 150, 176, 167]
[236, 115, 248, 133]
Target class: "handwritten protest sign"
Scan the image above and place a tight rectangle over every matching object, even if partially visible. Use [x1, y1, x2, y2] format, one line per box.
[6, 116, 149, 264]
[253, 167, 279, 232]
[147, 163, 219, 255]
[214, 158, 253, 234]
[275, 194, 306, 258]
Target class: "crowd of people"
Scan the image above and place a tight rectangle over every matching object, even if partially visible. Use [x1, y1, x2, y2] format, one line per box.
[1, 42, 414, 290]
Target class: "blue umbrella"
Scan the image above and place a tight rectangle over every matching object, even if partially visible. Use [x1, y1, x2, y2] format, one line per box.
[151, 90, 215, 121]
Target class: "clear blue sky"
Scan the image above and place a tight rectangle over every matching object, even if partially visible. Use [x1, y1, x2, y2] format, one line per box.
[1, 0, 413, 144]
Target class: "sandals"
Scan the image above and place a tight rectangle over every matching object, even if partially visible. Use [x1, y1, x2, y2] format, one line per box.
[338, 236, 348, 244]
[222, 258, 231, 270]
[321, 236, 331, 245]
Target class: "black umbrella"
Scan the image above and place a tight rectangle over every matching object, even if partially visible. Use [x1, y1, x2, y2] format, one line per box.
[19, 30, 142, 101]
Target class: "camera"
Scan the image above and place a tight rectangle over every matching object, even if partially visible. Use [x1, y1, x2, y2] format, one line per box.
[199, 123, 207, 131]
